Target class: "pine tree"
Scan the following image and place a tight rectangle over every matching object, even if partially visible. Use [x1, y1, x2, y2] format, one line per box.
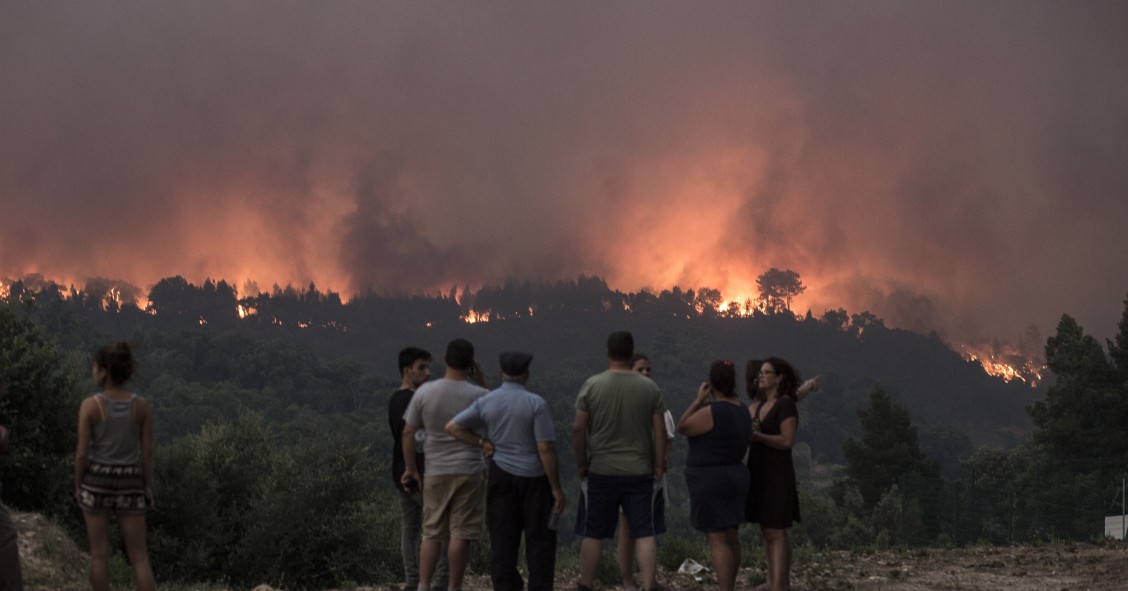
[1108, 293, 1128, 384]
[842, 386, 940, 505]
[1029, 307, 1128, 460]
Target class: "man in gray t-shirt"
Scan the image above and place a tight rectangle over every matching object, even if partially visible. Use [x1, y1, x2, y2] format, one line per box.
[402, 338, 488, 591]
[405, 378, 489, 476]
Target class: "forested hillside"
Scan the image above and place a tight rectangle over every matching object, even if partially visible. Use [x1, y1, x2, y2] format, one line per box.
[5, 274, 1040, 458]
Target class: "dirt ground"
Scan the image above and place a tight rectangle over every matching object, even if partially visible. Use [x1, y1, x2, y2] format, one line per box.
[15, 511, 1127, 590]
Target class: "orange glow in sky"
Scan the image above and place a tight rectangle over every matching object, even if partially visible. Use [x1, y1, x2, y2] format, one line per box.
[2, 2, 1127, 352]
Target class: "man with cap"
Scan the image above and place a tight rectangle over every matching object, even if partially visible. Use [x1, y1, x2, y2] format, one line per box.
[403, 338, 489, 591]
[446, 352, 565, 591]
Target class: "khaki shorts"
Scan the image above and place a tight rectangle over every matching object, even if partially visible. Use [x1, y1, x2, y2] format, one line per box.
[422, 472, 487, 541]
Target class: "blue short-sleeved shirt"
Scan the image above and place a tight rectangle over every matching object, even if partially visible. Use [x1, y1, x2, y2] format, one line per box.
[452, 381, 555, 478]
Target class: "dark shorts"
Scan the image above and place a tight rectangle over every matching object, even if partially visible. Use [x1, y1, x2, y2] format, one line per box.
[687, 464, 748, 533]
[574, 473, 665, 540]
[79, 462, 148, 514]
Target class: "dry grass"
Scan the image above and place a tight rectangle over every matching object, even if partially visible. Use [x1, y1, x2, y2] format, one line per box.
[15, 512, 1127, 590]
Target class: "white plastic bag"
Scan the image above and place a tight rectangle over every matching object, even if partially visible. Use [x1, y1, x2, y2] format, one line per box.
[677, 558, 711, 581]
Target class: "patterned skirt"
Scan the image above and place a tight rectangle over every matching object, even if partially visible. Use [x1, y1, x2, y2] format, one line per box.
[79, 462, 148, 514]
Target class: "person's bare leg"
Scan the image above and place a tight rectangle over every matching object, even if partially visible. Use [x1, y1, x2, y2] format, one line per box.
[579, 537, 602, 588]
[762, 528, 790, 591]
[617, 512, 637, 589]
[728, 528, 741, 580]
[446, 537, 471, 590]
[706, 530, 738, 591]
[633, 535, 658, 590]
[754, 527, 772, 591]
[117, 513, 156, 591]
[781, 529, 792, 591]
[82, 511, 112, 591]
[419, 538, 443, 589]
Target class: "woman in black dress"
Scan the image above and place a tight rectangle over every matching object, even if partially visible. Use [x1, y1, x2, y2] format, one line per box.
[745, 357, 801, 591]
[677, 360, 751, 591]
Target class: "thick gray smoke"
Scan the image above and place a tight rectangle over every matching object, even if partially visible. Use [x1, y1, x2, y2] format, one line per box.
[2, 2, 1127, 344]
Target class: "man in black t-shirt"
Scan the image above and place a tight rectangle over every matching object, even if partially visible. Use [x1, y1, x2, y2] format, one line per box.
[388, 347, 448, 591]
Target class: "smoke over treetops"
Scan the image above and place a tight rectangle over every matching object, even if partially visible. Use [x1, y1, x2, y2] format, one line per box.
[2, 2, 1126, 346]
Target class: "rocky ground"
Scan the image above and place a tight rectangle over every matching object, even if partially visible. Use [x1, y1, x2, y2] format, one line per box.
[15, 512, 1127, 590]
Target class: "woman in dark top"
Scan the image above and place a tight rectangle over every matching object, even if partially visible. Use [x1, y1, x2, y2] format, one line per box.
[745, 357, 801, 591]
[677, 360, 752, 591]
[74, 343, 155, 591]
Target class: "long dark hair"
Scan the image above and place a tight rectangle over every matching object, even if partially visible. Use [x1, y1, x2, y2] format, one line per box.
[762, 356, 800, 399]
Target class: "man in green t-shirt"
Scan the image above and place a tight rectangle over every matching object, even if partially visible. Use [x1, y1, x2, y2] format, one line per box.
[572, 331, 668, 591]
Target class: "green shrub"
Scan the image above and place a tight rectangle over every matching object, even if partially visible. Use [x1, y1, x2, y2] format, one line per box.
[0, 303, 84, 519]
[148, 414, 402, 588]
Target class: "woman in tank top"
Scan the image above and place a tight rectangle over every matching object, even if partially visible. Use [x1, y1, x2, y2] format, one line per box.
[74, 342, 156, 591]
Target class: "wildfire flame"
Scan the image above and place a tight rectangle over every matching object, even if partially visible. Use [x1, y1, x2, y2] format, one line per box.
[1, 273, 1045, 388]
[460, 309, 489, 324]
[961, 345, 1045, 387]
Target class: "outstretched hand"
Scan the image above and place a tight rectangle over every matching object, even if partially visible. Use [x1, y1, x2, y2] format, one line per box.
[797, 375, 821, 400]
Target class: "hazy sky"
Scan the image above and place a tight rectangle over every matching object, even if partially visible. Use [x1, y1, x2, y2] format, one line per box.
[2, 2, 1127, 346]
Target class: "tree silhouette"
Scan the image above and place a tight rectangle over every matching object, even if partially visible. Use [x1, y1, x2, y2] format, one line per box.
[694, 287, 722, 316]
[756, 268, 806, 314]
[850, 311, 885, 337]
[842, 386, 940, 505]
[1028, 310, 1127, 459]
[1109, 293, 1128, 383]
[148, 276, 194, 319]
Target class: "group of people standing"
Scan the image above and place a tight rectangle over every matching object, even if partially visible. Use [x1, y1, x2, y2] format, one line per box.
[1, 330, 808, 591]
[390, 330, 814, 591]
[390, 338, 564, 591]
